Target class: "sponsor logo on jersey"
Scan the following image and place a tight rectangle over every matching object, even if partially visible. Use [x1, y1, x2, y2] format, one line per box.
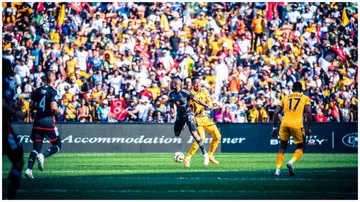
[342, 133, 358, 148]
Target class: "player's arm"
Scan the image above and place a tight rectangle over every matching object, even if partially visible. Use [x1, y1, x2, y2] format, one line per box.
[187, 90, 217, 110]
[304, 105, 312, 137]
[51, 92, 63, 115]
[272, 98, 284, 137]
[204, 88, 213, 106]
[167, 91, 176, 117]
[3, 99, 25, 119]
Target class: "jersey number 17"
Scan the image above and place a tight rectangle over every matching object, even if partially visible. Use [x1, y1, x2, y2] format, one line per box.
[289, 98, 300, 111]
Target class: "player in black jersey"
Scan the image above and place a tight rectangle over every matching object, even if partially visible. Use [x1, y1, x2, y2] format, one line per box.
[25, 71, 63, 179]
[168, 78, 218, 166]
[2, 58, 25, 199]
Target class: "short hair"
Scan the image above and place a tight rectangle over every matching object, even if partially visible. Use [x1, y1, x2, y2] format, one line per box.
[192, 77, 200, 83]
[293, 81, 303, 92]
[46, 71, 55, 82]
[172, 77, 182, 83]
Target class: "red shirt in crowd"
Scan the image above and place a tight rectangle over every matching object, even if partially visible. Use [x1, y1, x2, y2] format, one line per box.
[139, 89, 153, 100]
[315, 114, 328, 122]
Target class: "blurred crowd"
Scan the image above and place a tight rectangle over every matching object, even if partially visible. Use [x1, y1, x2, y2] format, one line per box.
[2, 2, 358, 123]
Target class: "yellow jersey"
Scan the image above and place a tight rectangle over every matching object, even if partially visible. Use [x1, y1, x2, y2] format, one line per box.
[190, 88, 212, 116]
[279, 92, 311, 128]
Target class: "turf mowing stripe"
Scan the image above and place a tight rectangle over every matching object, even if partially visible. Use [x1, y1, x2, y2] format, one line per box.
[19, 176, 313, 181]
[23, 169, 350, 173]
[18, 189, 357, 196]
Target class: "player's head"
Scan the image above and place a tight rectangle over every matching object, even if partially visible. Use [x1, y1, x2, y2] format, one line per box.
[293, 81, 303, 92]
[2, 58, 14, 78]
[46, 71, 56, 84]
[192, 77, 201, 91]
[171, 77, 182, 91]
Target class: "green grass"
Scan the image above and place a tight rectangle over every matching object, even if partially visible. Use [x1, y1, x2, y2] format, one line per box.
[2, 153, 358, 199]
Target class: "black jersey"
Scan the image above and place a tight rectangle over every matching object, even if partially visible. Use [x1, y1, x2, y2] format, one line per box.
[31, 85, 60, 129]
[169, 89, 194, 118]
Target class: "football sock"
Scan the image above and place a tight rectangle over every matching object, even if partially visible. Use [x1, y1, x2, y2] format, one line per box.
[7, 167, 22, 199]
[276, 153, 284, 169]
[290, 149, 303, 163]
[195, 138, 207, 155]
[27, 150, 38, 170]
[187, 142, 198, 157]
[43, 145, 61, 158]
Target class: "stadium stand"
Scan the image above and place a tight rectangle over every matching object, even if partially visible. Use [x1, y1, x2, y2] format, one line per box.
[2, 2, 358, 123]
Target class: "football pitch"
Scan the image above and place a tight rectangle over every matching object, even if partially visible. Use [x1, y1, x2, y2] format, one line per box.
[2, 153, 358, 200]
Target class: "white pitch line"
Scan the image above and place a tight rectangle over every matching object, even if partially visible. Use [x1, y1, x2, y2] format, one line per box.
[18, 189, 357, 196]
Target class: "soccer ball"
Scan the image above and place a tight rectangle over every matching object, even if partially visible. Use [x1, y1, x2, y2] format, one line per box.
[173, 152, 184, 163]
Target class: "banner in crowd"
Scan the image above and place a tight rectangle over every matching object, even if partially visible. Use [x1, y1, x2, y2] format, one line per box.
[109, 99, 128, 121]
[12, 123, 357, 153]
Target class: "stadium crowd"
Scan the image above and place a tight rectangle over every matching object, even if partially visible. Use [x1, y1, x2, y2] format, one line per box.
[2, 2, 358, 123]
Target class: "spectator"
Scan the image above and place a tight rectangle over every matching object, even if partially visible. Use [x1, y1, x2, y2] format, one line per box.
[2, 2, 358, 124]
[249, 100, 269, 122]
[223, 106, 235, 123]
[77, 98, 91, 122]
[252, 10, 265, 51]
[97, 99, 110, 122]
[65, 96, 79, 122]
[315, 110, 328, 122]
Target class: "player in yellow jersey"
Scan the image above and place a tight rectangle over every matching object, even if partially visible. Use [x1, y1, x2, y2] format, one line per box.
[183, 78, 222, 167]
[272, 81, 312, 176]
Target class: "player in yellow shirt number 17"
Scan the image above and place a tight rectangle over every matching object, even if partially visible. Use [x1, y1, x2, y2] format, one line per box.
[184, 78, 222, 167]
[272, 82, 312, 176]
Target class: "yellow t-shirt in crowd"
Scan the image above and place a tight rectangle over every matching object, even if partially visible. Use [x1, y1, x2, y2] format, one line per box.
[205, 75, 216, 89]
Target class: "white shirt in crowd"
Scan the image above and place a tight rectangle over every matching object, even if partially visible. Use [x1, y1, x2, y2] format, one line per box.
[301, 12, 313, 22]
[159, 54, 174, 73]
[287, 11, 301, 24]
[296, 21, 307, 33]
[236, 38, 251, 58]
[56, 81, 70, 98]
[93, 18, 103, 31]
[110, 75, 124, 95]
[306, 36, 318, 48]
[214, 61, 229, 97]
[69, 84, 80, 96]
[14, 64, 30, 78]
[76, 50, 89, 71]
[135, 103, 150, 122]
[170, 19, 183, 32]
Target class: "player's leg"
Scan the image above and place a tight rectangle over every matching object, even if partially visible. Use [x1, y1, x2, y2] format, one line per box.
[4, 133, 24, 199]
[276, 126, 290, 176]
[43, 136, 62, 159]
[184, 121, 205, 167]
[174, 118, 186, 137]
[204, 118, 221, 164]
[26, 130, 43, 178]
[186, 114, 209, 166]
[286, 128, 306, 176]
[38, 127, 62, 171]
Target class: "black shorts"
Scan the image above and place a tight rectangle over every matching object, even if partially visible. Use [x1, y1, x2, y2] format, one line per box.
[174, 113, 197, 134]
[32, 117, 56, 130]
[31, 127, 60, 143]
